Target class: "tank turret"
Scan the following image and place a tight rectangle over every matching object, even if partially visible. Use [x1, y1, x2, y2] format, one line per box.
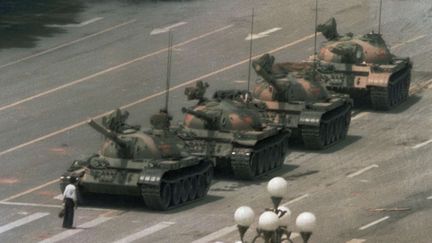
[316, 17, 412, 110]
[252, 54, 330, 102]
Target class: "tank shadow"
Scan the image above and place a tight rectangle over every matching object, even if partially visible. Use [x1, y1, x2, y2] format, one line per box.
[77, 193, 223, 213]
[213, 164, 300, 186]
[377, 94, 422, 114]
[288, 135, 362, 154]
[0, 0, 85, 49]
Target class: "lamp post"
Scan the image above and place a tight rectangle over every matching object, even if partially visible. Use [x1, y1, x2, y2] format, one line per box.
[234, 177, 316, 243]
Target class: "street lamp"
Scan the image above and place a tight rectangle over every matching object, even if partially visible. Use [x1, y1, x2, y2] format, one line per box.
[234, 177, 316, 243]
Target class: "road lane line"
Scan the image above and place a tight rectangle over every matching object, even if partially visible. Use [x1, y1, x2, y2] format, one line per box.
[150, 21, 187, 35]
[39, 216, 112, 243]
[47, 17, 104, 28]
[0, 201, 110, 211]
[412, 139, 432, 149]
[391, 35, 426, 49]
[0, 201, 61, 208]
[352, 112, 369, 121]
[347, 239, 366, 243]
[347, 164, 379, 178]
[246, 27, 282, 40]
[0, 32, 315, 159]
[0, 179, 59, 202]
[281, 194, 309, 206]
[427, 196, 432, 200]
[113, 221, 175, 243]
[0, 19, 137, 70]
[191, 225, 237, 243]
[359, 216, 389, 230]
[0, 212, 49, 234]
[0, 24, 233, 113]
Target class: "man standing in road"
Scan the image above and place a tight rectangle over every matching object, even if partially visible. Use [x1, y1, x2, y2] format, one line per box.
[62, 177, 78, 229]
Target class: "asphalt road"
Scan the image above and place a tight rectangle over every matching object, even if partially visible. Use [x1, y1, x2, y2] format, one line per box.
[0, 0, 431, 242]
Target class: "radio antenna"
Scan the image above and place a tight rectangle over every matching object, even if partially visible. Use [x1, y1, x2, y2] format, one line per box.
[378, 0, 383, 34]
[313, 0, 318, 62]
[165, 30, 173, 113]
[247, 8, 255, 92]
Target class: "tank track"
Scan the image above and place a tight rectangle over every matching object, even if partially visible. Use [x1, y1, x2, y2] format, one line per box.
[301, 103, 352, 149]
[230, 133, 289, 180]
[141, 161, 213, 211]
[370, 67, 411, 110]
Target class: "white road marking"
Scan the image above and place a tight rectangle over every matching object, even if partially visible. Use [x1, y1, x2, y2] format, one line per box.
[347, 239, 366, 243]
[0, 19, 136, 70]
[427, 196, 432, 200]
[359, 216, 389, 230]
[246, 27, 282, 40]
[391, 35, 426, 49]
[0, 24, 233, 114]
[53, 194, 64, 201]
[191, 225, 237, 243]
[412, 139, 432, 149]
[347, 164, 379, 178]
[0, 201, 109, 211]
[0, 212, 49, 234]
[113, 221, 175, 243]
[352, 112, 369, 121]
[150, 21, 188, 35]
[0, 179, 59, 202]
[39, 216, 112, 243]
[233, 80, 247, 83]
[0, 32, 315, 161]
[46, 17, 104, 28]
[281, 194, 309, 206]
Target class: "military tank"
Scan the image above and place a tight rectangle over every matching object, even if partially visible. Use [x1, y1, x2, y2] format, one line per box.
[60, 109, 213, 211]
[252, 54, 352, 149]
[178, 81, 291, 180]
[316, 17, 412, 110]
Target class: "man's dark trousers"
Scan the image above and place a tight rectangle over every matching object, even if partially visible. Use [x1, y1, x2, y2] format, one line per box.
[62, 198, 75, 228]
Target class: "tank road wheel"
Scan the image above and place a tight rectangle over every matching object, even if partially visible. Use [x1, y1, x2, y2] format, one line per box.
[269, 146, 277, 170]
[370, 87, 391, 110]
[171, 182, 181, 206]
[159, 183, 172, 209]
[188, 177, 198, 200]
[263, 148, 272, 173]
[180, 180, 189, 203]
[249, 154, 259, 177]
[337, 117, 344, 139]
[141, 182, 172, 211]
[277, 144, 285, 167]
[205, 166, 213, 191]
[257, 151, 265, 175]
[196, 175, 206, 199]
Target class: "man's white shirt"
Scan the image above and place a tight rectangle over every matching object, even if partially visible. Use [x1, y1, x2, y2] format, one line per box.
[63, 184, 77, 202]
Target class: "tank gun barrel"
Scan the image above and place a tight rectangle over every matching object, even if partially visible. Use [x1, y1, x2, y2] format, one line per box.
[181, 107, 214, 123]
[88, 119, 128, 147]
